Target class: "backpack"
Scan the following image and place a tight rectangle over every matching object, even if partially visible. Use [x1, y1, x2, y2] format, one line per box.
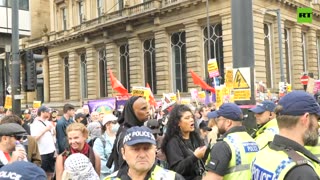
[88, 136, 106, 148]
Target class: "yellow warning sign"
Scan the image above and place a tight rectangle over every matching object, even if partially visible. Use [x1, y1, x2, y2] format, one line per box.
[225, 69, 233, 88]
[233, 89, 251, 100]
[233, 70, 250, 89]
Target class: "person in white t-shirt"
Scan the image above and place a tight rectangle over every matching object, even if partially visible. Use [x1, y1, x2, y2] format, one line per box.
[30, 106, 56, 180]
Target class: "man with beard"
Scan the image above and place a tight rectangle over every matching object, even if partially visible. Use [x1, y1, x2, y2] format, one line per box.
[203, 103, 259, 180]
[107, 96, 150, 171]
[251, 91, 320, 180]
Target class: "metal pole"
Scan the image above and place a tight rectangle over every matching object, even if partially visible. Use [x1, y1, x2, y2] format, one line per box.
[5, 45, 10, 90]
[206, 0, 211, 60]
[11, 0, 21, 116]
[277, 9, 285, 83]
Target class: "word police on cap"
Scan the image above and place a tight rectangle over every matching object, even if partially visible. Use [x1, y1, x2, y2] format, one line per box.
[123, 131, 155, 144]
[0, 171, 22, 179]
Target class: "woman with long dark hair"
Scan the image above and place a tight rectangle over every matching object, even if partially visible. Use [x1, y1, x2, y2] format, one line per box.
[161, 105, 207, 180]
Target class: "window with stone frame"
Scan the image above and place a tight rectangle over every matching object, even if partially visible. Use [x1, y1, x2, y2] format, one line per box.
[143, 38, 157, 94]
[301, 32, 307, 72]
[62, 8, 67, 31]
[97, 0, 103, 17]
[80, 53, 88, 98]
[98, 48, 107, 97]
[171, 31, 187, 92]
[264, 23, 274, 88]
[120, 44, 130, 92]
[64, 56, 70, 100]
[78, 1, 84, 24]
[203, 23, 224, 85]
[284, 28, 292, 84]
[118, 0, 124, 10]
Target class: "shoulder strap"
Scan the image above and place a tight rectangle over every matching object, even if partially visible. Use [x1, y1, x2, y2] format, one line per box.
[38, 120, 47, 127]
[99, 136, 107, 149]
[284, 148, 309, 166]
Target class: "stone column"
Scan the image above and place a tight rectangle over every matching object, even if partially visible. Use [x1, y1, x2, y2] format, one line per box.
[291, 23, 303, 89]
[221, 13, 233, 69]
[252, 10, 266, 86]
[48, 54, 63, 102]
[307, 27, 317, 79]
[85, 46, 98, 99]
[154, 28, 170, 93]
[105, 41, 118, 96]
[68, 50, 80, 101]
[128, 36, 143, 87]
[184, 20, 202, 90]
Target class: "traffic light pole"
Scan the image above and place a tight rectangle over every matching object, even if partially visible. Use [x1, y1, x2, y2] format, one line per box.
[11, 0, 21, 116]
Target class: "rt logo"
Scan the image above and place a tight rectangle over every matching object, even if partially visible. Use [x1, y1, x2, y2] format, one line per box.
[297, 7, 312, 23]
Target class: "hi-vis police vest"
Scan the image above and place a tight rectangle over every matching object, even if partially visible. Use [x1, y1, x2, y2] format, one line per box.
[104, 165, 176, 180]
[306, 141, 320, 159]
[254, 118, 279, 149]
[223, 131, 259, 180]
[251, 145, 320, 180]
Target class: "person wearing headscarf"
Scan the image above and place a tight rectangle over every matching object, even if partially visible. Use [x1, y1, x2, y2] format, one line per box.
[62, 153, 99, 180]
[107, 96, 150, 171]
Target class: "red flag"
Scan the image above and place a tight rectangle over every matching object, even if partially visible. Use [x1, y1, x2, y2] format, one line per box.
[146, 83, 157, 107]
[109, 69, 128, 95]
[190, 70, 215, 93]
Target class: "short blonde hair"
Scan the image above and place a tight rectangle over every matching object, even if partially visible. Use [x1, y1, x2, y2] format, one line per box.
[66, 123, 89, 139]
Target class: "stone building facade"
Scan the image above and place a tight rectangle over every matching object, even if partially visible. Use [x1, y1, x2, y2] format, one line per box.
[24, 0, 320, 108]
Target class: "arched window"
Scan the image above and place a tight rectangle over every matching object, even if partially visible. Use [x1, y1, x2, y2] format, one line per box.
[143, 38, 156, 94]
[80, 53, 88, 98]
[120, 44, 130, 92]
[171, 31, 187, 92]
[64, 56, 70, 99]
[98, 48, 107, 97]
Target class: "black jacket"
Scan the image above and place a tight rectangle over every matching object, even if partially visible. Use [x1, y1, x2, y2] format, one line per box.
[165, 135, 204, 180]
[107, 96, 145, 170]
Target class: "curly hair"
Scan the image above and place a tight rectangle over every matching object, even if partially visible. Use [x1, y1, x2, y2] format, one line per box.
[161, 104, 203, 153]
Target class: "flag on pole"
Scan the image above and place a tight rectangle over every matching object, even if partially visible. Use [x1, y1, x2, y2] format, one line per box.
[190, 70, 215, 93]
[109, 69, 128, 95]
[146, 83, 157, 107]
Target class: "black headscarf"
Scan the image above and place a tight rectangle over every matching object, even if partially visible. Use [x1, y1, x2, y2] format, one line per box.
[117, 96, 144, 127]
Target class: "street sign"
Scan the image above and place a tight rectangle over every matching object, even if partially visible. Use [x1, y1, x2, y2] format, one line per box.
[300, 75, 309, 85]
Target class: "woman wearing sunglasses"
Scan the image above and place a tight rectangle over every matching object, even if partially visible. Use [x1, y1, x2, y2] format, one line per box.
[93, 114, 119, 180]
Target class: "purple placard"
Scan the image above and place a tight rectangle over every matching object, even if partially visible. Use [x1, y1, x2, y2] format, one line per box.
[88, 98, 116, 114]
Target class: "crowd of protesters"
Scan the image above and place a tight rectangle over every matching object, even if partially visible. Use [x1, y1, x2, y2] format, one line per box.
[0, 90, 319, 180]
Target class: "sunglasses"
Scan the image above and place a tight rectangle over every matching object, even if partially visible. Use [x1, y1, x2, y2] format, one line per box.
[10, 135, 27, 141]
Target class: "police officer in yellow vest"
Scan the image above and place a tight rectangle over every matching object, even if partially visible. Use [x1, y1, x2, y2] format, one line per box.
[306, 122, 320, 159]
[104, 126, 184, 180]
[249, 100, 278, 149]
[251, 91, 320, 180]
[203, 103, 259, 180]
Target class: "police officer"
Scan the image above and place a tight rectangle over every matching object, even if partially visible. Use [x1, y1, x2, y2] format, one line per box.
[104, 126, 184, 180]
[203, 103, 259, 180]
[251, 91, 320, 180]
[249, 100, 278, 149]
